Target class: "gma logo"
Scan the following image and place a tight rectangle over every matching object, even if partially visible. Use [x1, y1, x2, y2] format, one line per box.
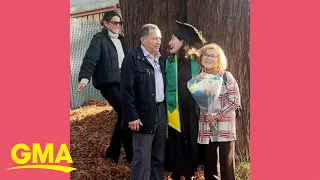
[7, 143, 76, 173]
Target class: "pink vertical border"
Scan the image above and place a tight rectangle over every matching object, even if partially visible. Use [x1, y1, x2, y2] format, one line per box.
[1, 0, 320, 179]
[0, 0, 70, 180]
[251, 0, 320, 179]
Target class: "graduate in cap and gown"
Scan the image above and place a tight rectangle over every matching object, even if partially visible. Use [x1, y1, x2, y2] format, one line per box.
[165, 21, 206, 180]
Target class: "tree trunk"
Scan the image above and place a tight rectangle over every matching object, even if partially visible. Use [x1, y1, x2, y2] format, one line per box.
[119, 0, 250, 160]
[119, 0, 187, 57]
[187, 0, 250, 160]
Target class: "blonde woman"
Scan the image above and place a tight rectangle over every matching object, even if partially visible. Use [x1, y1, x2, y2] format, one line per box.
[194, 43, 241, 180]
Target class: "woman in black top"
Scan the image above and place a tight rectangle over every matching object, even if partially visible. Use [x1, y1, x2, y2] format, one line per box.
[77, 11, 132, 163]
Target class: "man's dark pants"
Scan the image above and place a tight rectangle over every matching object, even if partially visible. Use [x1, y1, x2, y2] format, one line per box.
[130, 102, 167, 180]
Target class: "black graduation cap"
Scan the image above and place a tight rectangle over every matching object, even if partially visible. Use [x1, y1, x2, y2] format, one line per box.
[173, 20, 207, 48]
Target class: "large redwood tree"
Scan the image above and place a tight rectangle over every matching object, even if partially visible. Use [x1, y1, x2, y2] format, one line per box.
[120, 0, 250, 160]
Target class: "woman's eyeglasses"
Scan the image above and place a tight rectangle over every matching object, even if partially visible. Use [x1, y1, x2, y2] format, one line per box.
[203, 53, 218, 59]
[109, 21, 123, 26]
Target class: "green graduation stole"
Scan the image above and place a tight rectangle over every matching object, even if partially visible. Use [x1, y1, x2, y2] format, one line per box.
[165, 54, 200, 132]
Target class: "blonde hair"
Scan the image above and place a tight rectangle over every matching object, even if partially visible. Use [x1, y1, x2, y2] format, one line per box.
[189, 43, 228, 74]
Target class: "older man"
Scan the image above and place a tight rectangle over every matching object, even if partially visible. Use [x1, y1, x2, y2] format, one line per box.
[120, 24, 166, 180]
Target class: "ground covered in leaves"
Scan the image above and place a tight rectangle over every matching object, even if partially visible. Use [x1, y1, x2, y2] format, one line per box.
[70, 99, 249, 180]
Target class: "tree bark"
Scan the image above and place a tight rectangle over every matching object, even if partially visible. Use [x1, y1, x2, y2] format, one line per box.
[187, 0, 250, 160]
[119, 0, 250, 160]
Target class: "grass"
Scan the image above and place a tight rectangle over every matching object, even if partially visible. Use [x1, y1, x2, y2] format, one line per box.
[235, 156, 250, 180]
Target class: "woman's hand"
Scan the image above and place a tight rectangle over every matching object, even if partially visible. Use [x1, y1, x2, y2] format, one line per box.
[200, 114, 220, 122]
[207, 114, 221, 123]
[77, 83, 86, 92]
[205, 115, 214, 123]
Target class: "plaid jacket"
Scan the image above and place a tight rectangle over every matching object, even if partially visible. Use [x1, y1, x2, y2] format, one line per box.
[197, 71, 241, 144]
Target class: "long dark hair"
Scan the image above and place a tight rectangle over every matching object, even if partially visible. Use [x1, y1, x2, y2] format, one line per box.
[177, 40, 202, 61]
[100, 11, 121, 26]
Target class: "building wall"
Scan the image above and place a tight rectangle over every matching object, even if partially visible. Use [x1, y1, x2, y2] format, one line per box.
[70, 0, 120, 20]
[71, 7, 120, 20]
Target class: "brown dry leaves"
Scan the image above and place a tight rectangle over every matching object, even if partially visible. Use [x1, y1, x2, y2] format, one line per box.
[70, 99, 206, 180]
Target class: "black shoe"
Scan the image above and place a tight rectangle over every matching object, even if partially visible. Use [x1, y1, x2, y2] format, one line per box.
[104, 150, 119, 163]
[104, 153, 119, 163]
[125, 156, 132, 164]
[184, 177, 193, 180]
[172, 172, 180, 180]
[105, 157, 119, 163]
[125, 159, 132, 164]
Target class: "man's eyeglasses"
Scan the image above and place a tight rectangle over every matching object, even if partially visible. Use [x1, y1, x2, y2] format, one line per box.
[203, 53, 218, 59]
[109, 20, 123, 26]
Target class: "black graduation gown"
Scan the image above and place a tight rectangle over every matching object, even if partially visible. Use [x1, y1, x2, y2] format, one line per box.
[165, 58, 202, 173]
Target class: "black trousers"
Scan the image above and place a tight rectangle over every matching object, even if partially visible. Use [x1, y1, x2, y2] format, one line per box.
[202, 141, 236, 180]
[99, 84, 133, 162]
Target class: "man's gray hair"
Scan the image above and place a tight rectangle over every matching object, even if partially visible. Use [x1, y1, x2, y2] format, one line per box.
[139, 24, 160, 38]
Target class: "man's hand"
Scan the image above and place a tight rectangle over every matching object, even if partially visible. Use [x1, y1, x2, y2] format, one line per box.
[128, 119, 143, 132]
[77, 83, 86, 92]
